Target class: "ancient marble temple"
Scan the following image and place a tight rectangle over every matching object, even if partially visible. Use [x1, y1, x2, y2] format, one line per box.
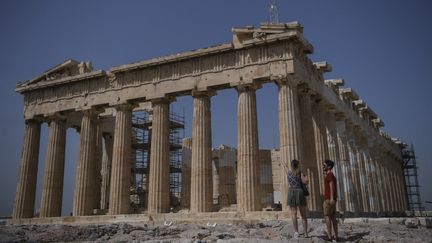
[12, 22, 407, 219]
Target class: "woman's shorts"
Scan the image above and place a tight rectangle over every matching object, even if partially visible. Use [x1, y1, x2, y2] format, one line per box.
[288, 187, 307, 207]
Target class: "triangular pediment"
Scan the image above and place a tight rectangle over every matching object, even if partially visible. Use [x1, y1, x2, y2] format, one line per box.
[21, 59, 93, 86]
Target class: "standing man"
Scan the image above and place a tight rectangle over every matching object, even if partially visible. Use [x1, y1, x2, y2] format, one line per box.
[323, 159, 338, 242]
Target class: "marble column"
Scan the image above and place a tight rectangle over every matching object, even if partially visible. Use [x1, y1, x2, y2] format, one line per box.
[237, 84, 261, 212]
[147, 99, 170, 213]
[345, 124, 362, 212]
[354, 130, 370, 213]
[298, 87, 319, 211]
[73, 110, 98, 216]
[335, 117, 354, 213]
[376, 152, 388, 212]
[180, 138, 192, 209]
[12, 119, 41, 219]
[370, 154, 382, 213]
[108, 104, 132, 215]
[190, 91, 213, 212]
[311, 99, 329, 210]
[100, 133, 113, 210]
[325, 109, 345, 212]
[39, 117, 67, 217]
[93, 124, 103, 210]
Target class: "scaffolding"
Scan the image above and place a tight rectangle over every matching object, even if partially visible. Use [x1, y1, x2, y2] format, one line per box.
[401, 144, 424, 212]
[130, 110, 184, 211]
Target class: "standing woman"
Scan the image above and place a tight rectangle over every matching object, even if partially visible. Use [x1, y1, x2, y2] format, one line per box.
[284, 159, 308, 238]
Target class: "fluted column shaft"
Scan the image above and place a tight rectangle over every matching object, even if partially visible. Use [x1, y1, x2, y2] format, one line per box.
[370, 154, 382, 213]
[148, 99, 170, 213]
[237, 84, 261, 212]
[108, 104, 132, 215]
[311, 100, 329, 210]
[298, 89, 319, 211]
[190, 92, 213, 212]
[353, 131, 370, 213]
[12, 120, 41, 219]
[278, 80, 302, 212]
[100, 133, 113, 210]
[325, 110, 344, 212]
[345, 124, 362, 212]
[73, 111, 98, 216]
[335, 118, 354, 213]
[93, 125, 103, 210]
[40, 118, 66, 217]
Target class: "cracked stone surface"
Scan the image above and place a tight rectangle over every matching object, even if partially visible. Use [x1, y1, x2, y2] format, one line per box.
[1, 219, 431, 242]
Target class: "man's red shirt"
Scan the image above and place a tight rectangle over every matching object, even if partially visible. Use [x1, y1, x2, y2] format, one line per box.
[324, 171, 337, 200]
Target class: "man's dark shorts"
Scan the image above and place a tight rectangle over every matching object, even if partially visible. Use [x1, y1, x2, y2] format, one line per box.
[323, 200, 336, 216]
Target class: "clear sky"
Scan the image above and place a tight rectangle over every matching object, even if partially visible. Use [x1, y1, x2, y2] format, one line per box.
[0, 1, 431, 216]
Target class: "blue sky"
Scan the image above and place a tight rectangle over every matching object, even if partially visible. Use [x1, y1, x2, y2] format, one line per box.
[0, 1, 431, 216]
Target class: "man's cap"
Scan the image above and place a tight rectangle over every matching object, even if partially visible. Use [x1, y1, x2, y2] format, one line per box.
[291, 159, 299, 166]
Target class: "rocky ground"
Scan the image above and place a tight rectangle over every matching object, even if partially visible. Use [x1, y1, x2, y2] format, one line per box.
[0, 218, 431, 242]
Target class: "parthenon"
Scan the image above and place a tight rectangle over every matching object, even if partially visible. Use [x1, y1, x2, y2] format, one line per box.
[12, 22, 407, 220]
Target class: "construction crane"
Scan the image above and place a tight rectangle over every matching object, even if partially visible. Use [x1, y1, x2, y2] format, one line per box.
[269, 0, 279, 24]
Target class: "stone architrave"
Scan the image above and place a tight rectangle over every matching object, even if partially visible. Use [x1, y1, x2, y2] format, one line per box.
[39, 117, 67, 217]
[147, 99, 171, 213]
[190, 91, 213, 212]
[298, 87, 319, 211]
[100, 133, 113, 210]
[277, 79, 302, 212]
[73, 110, 98, 216]
[108, 104, 133, 215]
[12, 119, 41, 219]
[236, 83, 261, 212]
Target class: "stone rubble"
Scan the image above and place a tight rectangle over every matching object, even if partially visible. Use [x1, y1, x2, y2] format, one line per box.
[1, 219, 431, 243]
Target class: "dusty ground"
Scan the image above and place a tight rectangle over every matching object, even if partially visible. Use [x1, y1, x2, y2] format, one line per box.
[0, 218, 431, 242]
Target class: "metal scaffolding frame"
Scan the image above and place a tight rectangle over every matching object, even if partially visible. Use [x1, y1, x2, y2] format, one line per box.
[401, 143, 424, 212]
[130, 110, 184, 211]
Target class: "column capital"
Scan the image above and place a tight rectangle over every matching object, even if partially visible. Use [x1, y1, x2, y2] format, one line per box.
[191, 89, 216, 98]
[297, 83, 314, 96]
[274, 75, 299, 87]
[44, 112, 67, 122]
[149, 96, 175, 105]
[235, 83, 261, 93]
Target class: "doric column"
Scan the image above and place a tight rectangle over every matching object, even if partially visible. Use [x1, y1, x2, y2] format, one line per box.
[396, 162, 407, 211]
[335, 116, 354, 213]
[108, 104, 133, 215]
[298, 86, 319, 211]
[345, 123, 362, 213]
[364, 150, 379, 213]
[190, 91, 213, 212]
[237, 83, 261, 212]
[353, 129, 370, 213]
[147, 98, 170, 213]
[100, 132, 113, 210]
[325, 109, 345, 212]
[73, 110, 98, 216]
[39, 116, 67, 217]
[375, 152, 387, 212]
[311, 98, 329, 210]
[93, 124, 103, 210]
[12, 119, 41, 219]
[180, 138, 192, 209]
[370, 151, 383, 213]
[377, 149, 390, 212]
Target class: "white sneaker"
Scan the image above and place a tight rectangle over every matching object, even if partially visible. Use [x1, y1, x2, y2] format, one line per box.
[293, 232, 299, 239]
